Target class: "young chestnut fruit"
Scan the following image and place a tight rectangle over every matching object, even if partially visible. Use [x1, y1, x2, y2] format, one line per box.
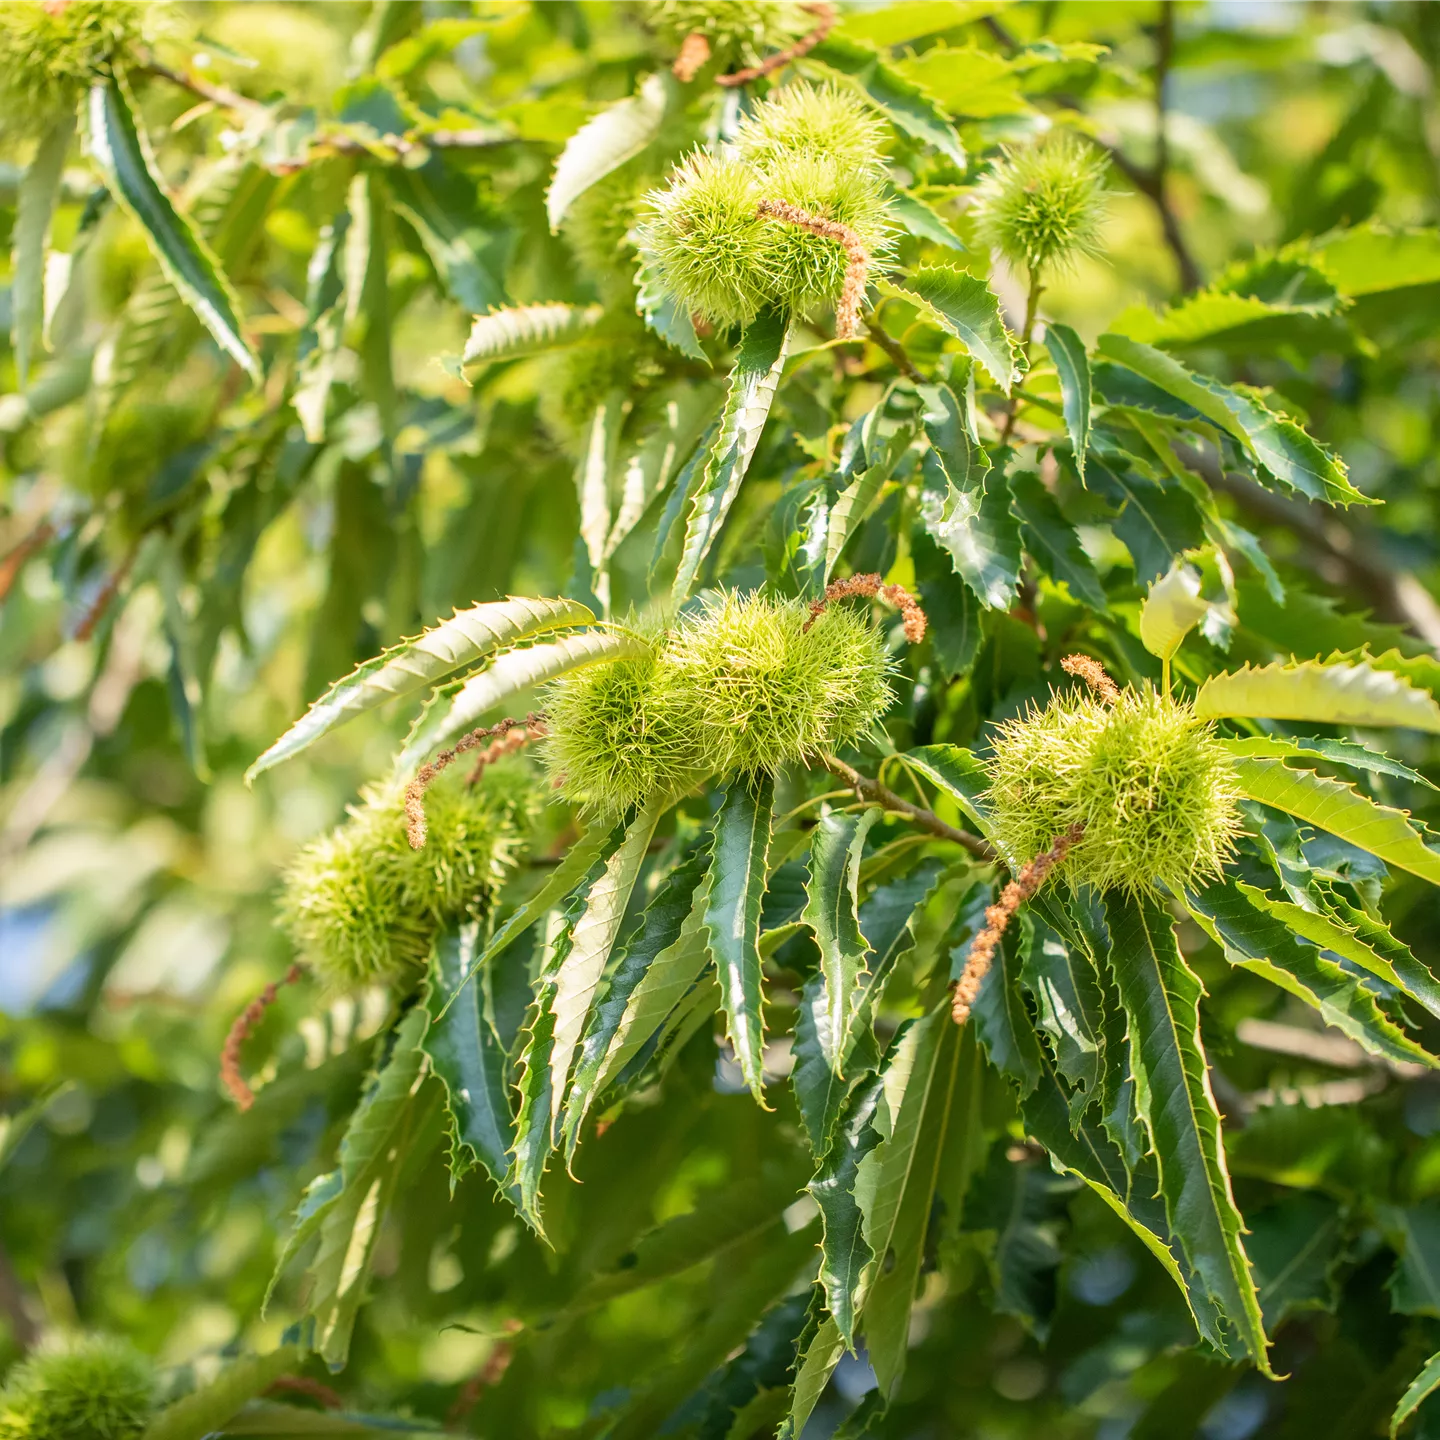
[0, 1335, 154, 1440]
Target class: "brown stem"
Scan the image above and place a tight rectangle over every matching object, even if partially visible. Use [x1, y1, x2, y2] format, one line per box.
[673, 32, 711, 82]
[951, 823, 1084, 1025]
[716, 2, 836, 87]
[405, 714, 548, 849]
[0, 522, 54, 605]
[864, 311, 923, 383]
[220, 963, 307, 1110]
[74, 541, 139, 642]
[756, 198, 869, 340]
[821, 753, 992, 860]
[804, 572, 928, 643]
[140, 57, 267, 118]
[266, 1377, 343, 1410]
[1061, 653, 1119, 705]
[445, 1343, 514, 1431]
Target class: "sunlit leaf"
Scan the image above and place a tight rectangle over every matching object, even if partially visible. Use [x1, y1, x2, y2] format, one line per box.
[1198, 659, 1440, 733]
[882, 267, 1019, 392]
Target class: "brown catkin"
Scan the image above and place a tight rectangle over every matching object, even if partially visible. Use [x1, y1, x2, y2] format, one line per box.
[405, 713, 548, 849]
[755, 198, 869, 340]
[672, 31, 710, 80]
[221, 963, 307, 1110]
[1061, 653, 1119, 705]
[951, 822, 1084, 1025]
[715, 2, 836, 87]
[804, 572, 927, 643]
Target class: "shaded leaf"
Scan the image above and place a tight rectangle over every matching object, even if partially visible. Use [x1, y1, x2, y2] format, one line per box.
[1018, 909, 1104, 1106]
[1105, 890, 1270, 1369]
[1044, 321, 1090, 479]
[1246, 1194, 1343, 1331]
[888, 186, 966, 250]
[1008, 468, 1108, 611]
[1089, 462, 1206, 585]
[1393, 1349, 1440, 1436]
[920, 456, 1022, 610]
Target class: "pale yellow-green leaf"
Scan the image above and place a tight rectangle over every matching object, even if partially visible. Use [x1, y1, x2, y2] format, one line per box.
[461, 302, 605, 375]
[1196, 659, 1440, 733]
[1140, 561, 1210, 662]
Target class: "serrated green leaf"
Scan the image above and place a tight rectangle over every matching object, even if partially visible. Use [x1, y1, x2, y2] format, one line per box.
[778, 1314, 846, 1440]
[141, 1348, 305, 1440]
[1182, 877, 1437, 1071]
[1198, 659, 1440, 733]
[1105, 890, 1270, 1370]
[546, 72, 667, 231]
[902, 743, 992, 830]
[398, 630, 643, 773]
[794, 857, 946, 1153]
[1088, 461, 1206, 584]
[706, 772, 775, 1102]
[809, 1073, 884, 1349]
[1044, 321, 1090, 479]
[1385, 1205, 1440, 1317]
[12, 112, 74, 389]
[1313, 224, 1440, 297]
[837, 1, 997, 48]
[212, 1401, 441, 1435]
[248, 595, 593, 780]
[803, 809, 881, 1082]
[270, 1007, 436, 1368]
[1008, 468, 1108, 611]
[1221, 734, 1437, 793]
[882, 267, 1019, 392]
[857, 1005, 964, 1398]
[387, 157, 504, 314]
[1393, 1349, 1440, 1436]
[913, 527, 983, 679]
[1019, 1058, 1231, 1353]
[825, 467, 890, 581]
[1230, 756, 1440, 887]
[86, 74, 259, 380]
[423, 923, 521, 1205]
[1319, 891, 1440, 1023]
[563, 849, 712, 1155]
[635, 244, 706, 359]
[920, 456, 1023, 610]
[895, 41, 1030, 119]
[1246, 1194, 1343, 1332]
[547, 796, 666, 1136]
[461, 302, 605, 374]
[1018, 909, 1104, 1105]
[1096, 334, 1367, 507]
[812, 36, 966, 166]
[673, 309, 790, 601]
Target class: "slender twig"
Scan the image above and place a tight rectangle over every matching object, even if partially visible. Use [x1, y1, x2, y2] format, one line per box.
[864, 310, 923, 383]
[73, 540, 139, 642]
[445, 1344, 514, 1431]
[141, 57, 267, 117]
[716, 2, 836, 87]
[820, 753, 993, 860]
[220, 963, 307, 1111]
[951, 823, 1084, 1025]
[756, 199, 869, 340]
[0, 522, 54, 605]
[266, 1377, 343, 1410]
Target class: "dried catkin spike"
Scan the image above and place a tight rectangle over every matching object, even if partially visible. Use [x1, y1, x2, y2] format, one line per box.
[805, 573, 928, 643]
[672, 30, 710, 80]
[951, 823, 1084, 1025]
[1061, 653, 1119, 705]
[756, 197, 869, 338]
[405, 712, 548, 849]
[220, 963, 307, 1110]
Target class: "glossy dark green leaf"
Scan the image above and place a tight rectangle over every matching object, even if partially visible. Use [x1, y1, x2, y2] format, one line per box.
[1246, 1194, 1343, 1331]
[1018, 909, 1104, 1106]
[966, 904, 1043, 1097]
[1105, 890, 1271, 1371]
[423, 922, 520, 1204]
[920, 454, 1023, 610]
[1386, 1205, 1440, 1317]
[883, 266, 1019, 391]
[1089, 461, 1206, 584]
[1008, 468, 1109, 611]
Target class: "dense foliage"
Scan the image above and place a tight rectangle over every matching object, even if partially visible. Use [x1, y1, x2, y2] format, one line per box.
[8, 2, 1440, 1437]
